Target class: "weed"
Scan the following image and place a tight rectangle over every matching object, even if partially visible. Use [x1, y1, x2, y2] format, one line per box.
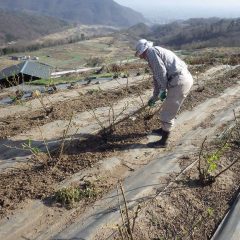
[21, 139, 45, 164]
[198, 136, 229, 185]
[9, 96, 24, 105]
[54, 181, 97, 208]
[22, 139, 41, 155]
[207, 207, 214, 217]
[206, 143, 229, 173]
[198, 112, 239, 185]
[55, 186, 82, 207]
[87, 88, 100, 95]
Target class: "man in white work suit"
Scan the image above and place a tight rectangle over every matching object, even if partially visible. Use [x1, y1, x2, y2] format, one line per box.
[135, 39, 193, 148]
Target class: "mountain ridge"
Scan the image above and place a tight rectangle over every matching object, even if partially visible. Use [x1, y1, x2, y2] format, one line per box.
[125, 18, 240, 49]
[0, 9, 69, 45]
[0, 0, 145, 27]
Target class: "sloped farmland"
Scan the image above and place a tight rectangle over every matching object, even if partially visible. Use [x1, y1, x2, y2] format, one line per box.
[0, 60, 239, 240]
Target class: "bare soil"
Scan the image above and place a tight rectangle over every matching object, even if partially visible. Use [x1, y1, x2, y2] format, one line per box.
[0, 79, 151, 139]
[1, 64, 239, 140]
[0, 62, 239, 239]
[116, 126, 240, 240]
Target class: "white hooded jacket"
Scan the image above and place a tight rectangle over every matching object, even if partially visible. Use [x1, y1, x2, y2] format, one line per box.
[146, 46, 188, 99]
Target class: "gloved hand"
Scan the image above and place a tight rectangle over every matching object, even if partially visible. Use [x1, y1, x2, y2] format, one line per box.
[159, 90, 167, 102]
[148, 97, 156, 107]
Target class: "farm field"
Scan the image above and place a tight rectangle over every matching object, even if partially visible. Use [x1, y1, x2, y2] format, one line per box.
[0, 35, 134, 71]
[0, 48, 239, 240]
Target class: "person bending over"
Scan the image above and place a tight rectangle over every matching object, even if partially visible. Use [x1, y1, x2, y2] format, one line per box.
[135, 39, 193, 148]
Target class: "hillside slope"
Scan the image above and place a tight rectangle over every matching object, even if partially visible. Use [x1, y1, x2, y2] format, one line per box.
[0, 0, 145, 27]
[154, 18, 240, 48]
[127, 18, 240, 49]
[0, 9, 69, 45]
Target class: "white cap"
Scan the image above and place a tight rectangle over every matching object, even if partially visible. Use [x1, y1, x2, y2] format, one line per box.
[135, 39, 153, 57]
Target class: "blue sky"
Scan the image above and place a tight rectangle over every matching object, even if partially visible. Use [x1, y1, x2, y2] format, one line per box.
[115, 0, 240, 20]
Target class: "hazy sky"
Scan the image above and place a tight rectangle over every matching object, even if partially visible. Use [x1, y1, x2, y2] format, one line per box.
[115, 0, 240, 21]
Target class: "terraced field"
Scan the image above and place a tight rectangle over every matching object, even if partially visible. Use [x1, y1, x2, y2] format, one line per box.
[0, 55, 239, 240]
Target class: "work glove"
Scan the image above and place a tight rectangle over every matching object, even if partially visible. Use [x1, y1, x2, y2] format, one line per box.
[148, 97, 156, 107]
[148, 90, 167, 107]
[159, 90, 167, 102]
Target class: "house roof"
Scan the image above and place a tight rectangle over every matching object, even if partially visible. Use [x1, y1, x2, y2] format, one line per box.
[0, 61, 52, 80]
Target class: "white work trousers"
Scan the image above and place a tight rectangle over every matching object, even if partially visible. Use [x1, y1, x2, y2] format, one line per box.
[160, 70, 193, 132]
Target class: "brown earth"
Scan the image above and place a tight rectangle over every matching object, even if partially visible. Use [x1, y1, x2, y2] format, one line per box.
[110, 125, 240, 240]
[0, 79, 151, 139]
[0, 62, 239, 239]
[0, 64, 239, 140]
